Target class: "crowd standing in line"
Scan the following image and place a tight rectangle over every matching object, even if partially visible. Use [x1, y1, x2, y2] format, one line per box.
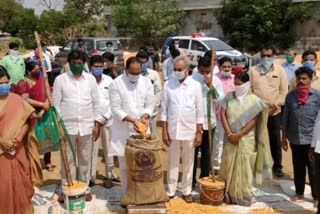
[0, 39, 320, 214]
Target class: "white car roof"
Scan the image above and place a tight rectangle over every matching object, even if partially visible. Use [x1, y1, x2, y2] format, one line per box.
[172, 36, 220, 41]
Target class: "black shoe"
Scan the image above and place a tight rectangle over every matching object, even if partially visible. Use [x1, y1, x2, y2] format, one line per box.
[182, 194, 193, 203]
[273, 168, 284, 177]
[89, 180, 95, 187]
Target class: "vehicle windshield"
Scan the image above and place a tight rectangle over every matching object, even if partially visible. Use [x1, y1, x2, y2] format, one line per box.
[203, 40, 234, 51]
[96, 40, 121, 51]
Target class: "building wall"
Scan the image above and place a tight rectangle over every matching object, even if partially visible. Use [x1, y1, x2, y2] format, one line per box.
[178, 9, 224, 38]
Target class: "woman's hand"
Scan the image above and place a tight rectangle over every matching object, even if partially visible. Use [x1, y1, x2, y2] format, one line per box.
[42, 100, 50, 111]
[1, 140, 16, 152]
[228, 133, 241, 145]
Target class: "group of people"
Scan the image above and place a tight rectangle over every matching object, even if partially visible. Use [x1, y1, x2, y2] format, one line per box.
[0, 39, 319, 214]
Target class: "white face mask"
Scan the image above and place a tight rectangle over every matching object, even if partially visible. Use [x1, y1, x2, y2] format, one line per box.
[9, 49, 19, 57]
[127, 73, 140, 84]
[221, 70, 231, 77]
[174, 44, 179, 49]
[235, 81, 251, 99]
[174, 68, 187, 80]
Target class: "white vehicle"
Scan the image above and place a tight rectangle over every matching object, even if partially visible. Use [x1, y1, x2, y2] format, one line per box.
[165, 34, 248, 68]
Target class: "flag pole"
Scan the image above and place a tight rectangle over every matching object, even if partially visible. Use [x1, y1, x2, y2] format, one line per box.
[34, 32, 73, 186]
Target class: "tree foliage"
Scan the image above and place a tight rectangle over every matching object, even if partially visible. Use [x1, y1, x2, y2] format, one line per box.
[218, 0, 312, 50]
[111, 0, 184, 47]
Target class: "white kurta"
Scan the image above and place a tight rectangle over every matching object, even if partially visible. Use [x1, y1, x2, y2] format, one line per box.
[108, 73, 154, 157]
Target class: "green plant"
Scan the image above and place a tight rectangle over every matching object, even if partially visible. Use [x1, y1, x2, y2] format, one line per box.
[218, 0, 312, 51]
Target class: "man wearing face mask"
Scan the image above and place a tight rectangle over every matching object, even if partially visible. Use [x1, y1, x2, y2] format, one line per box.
[191, 56, 224, 188]
[163, 48, 181, 81]
[248, 45, 288, 178]
[282, 66, 320, 202]
[0, 43, 25, 84]
[213, 56, 235, 173]
[89, 55, 119, 188]
[108, 57, 154, 192]
[281, 49, 302, 87]
[161, 55, 204, 203]
[102, 52, 120, 79]
[136, 50, 162, 135]
[53, 50, 100, 201]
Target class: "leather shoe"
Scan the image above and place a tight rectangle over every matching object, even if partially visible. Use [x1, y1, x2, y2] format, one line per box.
[182, 194, 193, 203]
[273, 168, 284, 177]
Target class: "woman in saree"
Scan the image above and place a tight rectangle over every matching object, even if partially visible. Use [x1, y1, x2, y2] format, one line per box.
[0, 66, 35, 214]
[219, 71, 272, 206]
[10, 61, 49, 186]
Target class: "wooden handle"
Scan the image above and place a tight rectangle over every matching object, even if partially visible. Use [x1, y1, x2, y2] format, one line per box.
[208, 48, 217, 182]
[34, 32, 73, 187]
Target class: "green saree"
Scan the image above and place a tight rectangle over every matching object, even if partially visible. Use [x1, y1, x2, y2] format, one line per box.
[219, 92, 272, 206]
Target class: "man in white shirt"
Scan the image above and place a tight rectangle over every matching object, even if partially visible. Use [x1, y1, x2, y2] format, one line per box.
[191, 56, 224, 188]
[53, 50, 100, 201]
[108, 57, 154, 192]
[161, 55, 204, 203]
[310, 112, 320, 213]
[162, 48, 180, 81]
[89, 55, 118, 188]
[136, 50, 162, 135]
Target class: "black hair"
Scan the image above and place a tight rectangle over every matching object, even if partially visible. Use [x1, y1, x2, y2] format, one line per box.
[41, 42, 47, 47]
[136, 50, 148, 59]
[77, 38, 83, 43]
[295, 66, 314, 79]
[235, 71, 250, 83]
[0, 65, 10, 80]
[26, 61, 38, 74]
[204, 50, 214, 58]
[302, 50, 317, 60]
[102, 51, 115, 62]
[126, 57, 140, 69]
[170, 49, 180, 58]
[68, 49, 87, 63]
[260, 45, 276, 55]
[218, 56, 232, 66]
[106, 41, 113, 46]
[198, 56, 212, 68]
[90, 55, 104, 66]
[9, 42, 19, 49]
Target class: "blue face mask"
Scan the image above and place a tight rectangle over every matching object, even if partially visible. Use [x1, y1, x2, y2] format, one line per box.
[0, 83, 10, 95]
[303, 60, 315, 71]
[92, 67, 104, 76]
[260, 57, 274, 73]
[141, 62, 148, 75]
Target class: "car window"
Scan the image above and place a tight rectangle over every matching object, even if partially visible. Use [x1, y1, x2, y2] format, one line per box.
[96, 40, 120, 51]
[84, 40, 94, 51]
[179, 39, 190, 49]
[202, 40, 234, 51]
[63, 41, 73, 51]
[191, 40, 207, 52]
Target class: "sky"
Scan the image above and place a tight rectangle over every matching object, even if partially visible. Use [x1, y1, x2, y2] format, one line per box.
[21, 0, 64, 15]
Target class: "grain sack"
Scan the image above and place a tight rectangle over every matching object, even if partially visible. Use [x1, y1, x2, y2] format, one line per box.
[121, 135, 169, 205]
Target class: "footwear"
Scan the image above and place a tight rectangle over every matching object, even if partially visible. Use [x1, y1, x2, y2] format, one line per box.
[45, 164, 56, 172]
[273, 168, 284, 177]
[85, 193, 93, 202]
[291, 195, 304, 202]
[104, 178, 113, 189]
[112, 177, 121, 183]
[169, 195, 175, 199]
[57, 193, 64, 203]
[182, 194, 193, 203]
[214, 170, 220, 176]
[89, 180, 95, 187]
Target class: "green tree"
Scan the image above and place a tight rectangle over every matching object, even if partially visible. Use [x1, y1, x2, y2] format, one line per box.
[218, 0, 312, 50]
[111, 0, 184, 47]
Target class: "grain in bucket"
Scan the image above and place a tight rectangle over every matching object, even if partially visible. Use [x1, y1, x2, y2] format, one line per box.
[199, 177, 225, 206]
[62, 181, 87, 212]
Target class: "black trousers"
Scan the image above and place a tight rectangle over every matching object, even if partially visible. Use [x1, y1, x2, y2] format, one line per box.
[192, 130, 210, 185]
[267, 113, 282, 170]
[315, 153, 320, 214]
[290, 144, 316, 198]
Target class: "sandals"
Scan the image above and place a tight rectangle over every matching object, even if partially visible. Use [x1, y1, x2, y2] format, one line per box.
[45, 164, 56, 172]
